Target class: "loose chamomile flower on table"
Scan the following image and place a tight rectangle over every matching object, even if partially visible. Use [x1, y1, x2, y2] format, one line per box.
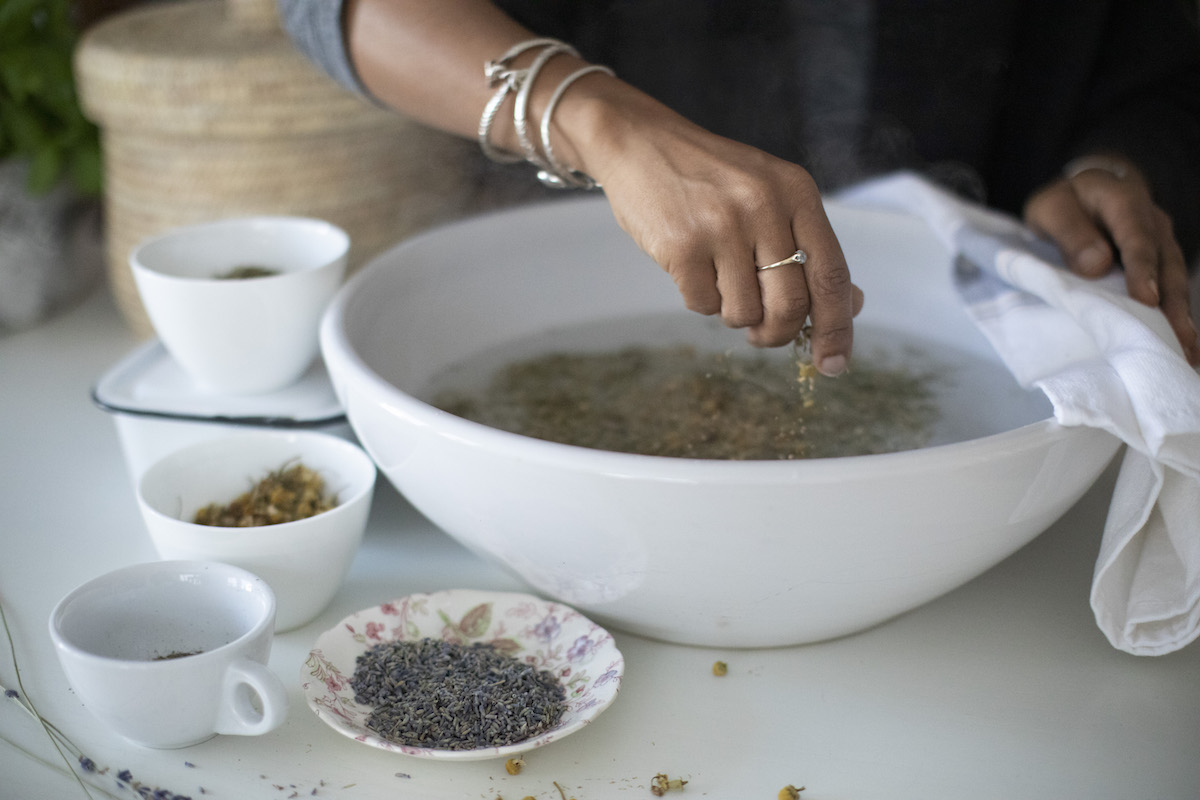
[650, 773, 688, 795]
[779, 784, 805, 799]
[505, 757, 525, 775]
[712, 660, 728, 676]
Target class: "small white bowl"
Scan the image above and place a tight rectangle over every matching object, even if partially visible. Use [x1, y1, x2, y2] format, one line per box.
[137, 430, 376, 632]
[302, 590, 623, 760]
[131, 216, 349, 395]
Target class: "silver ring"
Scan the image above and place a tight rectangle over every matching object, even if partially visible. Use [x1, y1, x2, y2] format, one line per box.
[756, 249, 808, 272]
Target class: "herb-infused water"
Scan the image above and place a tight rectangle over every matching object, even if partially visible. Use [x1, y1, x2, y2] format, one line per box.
[426, 312, 1049, 460]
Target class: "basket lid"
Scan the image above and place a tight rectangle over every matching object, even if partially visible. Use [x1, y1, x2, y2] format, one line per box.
[75, 0, 395, 136]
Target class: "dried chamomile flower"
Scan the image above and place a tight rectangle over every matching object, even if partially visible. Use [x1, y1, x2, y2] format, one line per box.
[778, 784, 805, 800]
[650, 773, 688, 796]
[711, 660, 728, 676]
[193, 462, 336, 527]
[505, 757, 524, 775]
[792, 325, 818, 407]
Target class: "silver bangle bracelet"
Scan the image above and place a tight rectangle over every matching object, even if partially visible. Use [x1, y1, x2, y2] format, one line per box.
[484, 37, 563, 86]
[538, 64, 614, 190]
[1063, 154, 1129, 180]
[478, 76, 525, 164]
[512, 42, 579, 171]
[479, 38, 571, 165]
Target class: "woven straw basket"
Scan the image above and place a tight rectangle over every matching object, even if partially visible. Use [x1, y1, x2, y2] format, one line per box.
[75, 0, 475, 334]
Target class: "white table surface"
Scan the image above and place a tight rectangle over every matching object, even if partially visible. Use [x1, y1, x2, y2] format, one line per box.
[2, 284, 1198, 800]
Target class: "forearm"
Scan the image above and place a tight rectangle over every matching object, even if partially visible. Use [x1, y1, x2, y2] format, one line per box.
[331, 0, 862, 363]
[343, 0, 644, 177]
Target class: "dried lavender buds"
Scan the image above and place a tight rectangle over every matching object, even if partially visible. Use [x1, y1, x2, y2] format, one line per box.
[193, 462, 336, 527]
[350, 638, 567, 750]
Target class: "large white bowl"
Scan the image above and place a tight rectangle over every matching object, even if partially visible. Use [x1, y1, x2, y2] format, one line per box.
[319, 197, 1120, 647]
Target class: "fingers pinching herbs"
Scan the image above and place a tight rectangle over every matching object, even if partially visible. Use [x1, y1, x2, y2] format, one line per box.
[749, 199, 858, 375]
[748, 245, 810, 347]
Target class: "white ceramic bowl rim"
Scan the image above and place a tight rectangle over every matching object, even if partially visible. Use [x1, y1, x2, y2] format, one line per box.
[49, 560, 276, 666]
[137, 429, 376, 528]
[133, 216, 350, 282]
[322, 265, 1065, 483]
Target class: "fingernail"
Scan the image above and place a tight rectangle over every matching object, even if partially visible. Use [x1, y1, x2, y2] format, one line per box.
[818, 354, 847, 377]
[1146, 280, 1160, 306]
[1078, 243, 1108, 274]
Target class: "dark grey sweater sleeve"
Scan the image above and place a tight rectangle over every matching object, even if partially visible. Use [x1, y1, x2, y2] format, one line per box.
[277, 0, 370, 97]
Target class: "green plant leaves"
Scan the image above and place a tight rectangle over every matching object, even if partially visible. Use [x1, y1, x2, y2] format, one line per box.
[0, 0, 101, 196]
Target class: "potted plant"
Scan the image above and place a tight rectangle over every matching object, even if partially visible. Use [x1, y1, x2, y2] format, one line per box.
[0, 0, 104, 331]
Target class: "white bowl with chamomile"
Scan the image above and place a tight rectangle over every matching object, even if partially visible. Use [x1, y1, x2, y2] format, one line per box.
[137, 430, 376, 632]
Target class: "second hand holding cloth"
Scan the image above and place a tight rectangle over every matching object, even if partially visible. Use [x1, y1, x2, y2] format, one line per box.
[838, 172, 1200, 656]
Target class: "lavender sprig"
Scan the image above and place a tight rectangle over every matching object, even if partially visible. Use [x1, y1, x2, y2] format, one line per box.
[0, 596, 96, 799]
[2, 598, 197, 800]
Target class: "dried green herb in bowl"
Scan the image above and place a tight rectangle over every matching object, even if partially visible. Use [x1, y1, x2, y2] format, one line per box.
[215, 265, 280, 280]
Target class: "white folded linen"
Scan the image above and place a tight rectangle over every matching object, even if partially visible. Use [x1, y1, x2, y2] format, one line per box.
[836, 172, 1200, 655]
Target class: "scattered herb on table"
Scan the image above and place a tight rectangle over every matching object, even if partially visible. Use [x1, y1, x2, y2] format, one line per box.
[650, 773, 688, 796]
[3, 600, 200, 799]
[778, 785, 805, 799]
[193, 462, 336, 527]
[350, 638, 566, 750]
[711, 660, 728, 676]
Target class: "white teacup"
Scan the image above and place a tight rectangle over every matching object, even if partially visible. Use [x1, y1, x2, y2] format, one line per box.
[49, 560, 289, 749]
[130, 216, 349, 395]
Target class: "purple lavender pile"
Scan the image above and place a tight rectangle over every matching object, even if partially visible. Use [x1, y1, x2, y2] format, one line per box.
[351, 638, 566, 750]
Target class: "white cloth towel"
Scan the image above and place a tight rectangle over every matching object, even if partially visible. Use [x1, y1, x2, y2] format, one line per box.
[836, 172, 1200, 656]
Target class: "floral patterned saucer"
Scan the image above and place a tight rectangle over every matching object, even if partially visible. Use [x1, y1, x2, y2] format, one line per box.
[302, 589, 624, 761]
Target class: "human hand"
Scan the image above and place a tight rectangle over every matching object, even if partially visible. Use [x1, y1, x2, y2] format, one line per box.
[1023, 157, 1200, 365]
[567, 90, 863, 375]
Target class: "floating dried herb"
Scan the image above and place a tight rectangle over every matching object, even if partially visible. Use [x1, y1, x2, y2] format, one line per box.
[350, 638, 566, 750]
[193, 462, 336, 527]
[435, 342, 940, 461]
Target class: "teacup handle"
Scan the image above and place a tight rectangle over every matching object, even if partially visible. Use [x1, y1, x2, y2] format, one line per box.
[215, 658, 289, 736]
